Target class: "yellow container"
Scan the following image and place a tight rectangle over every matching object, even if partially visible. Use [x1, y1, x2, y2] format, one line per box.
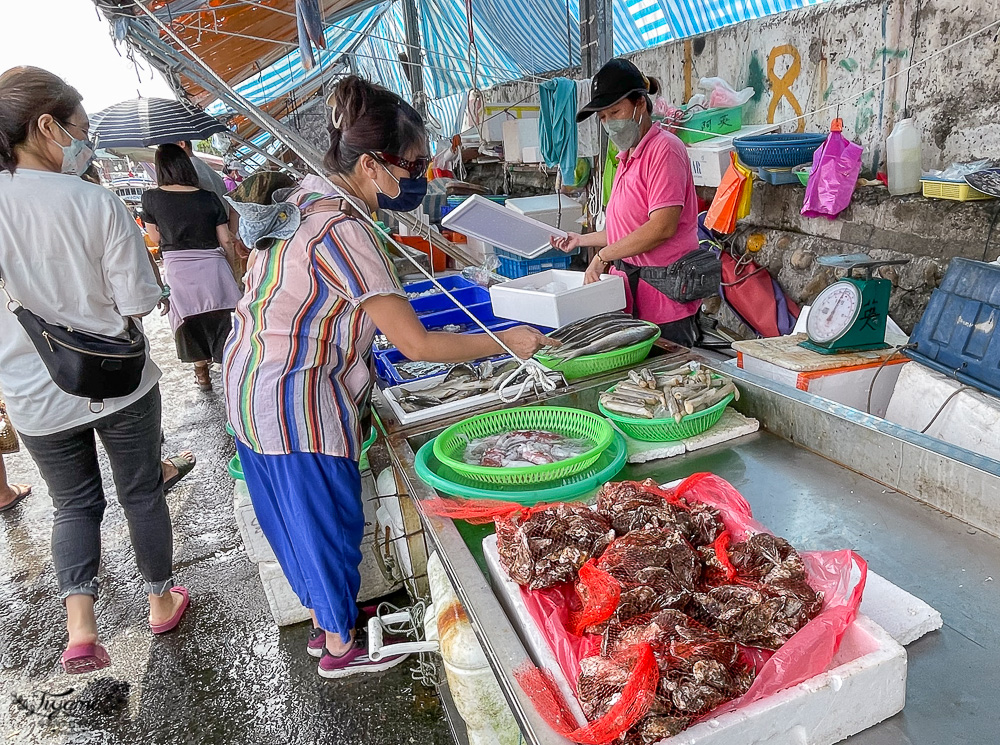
[920, 178, 994, 201]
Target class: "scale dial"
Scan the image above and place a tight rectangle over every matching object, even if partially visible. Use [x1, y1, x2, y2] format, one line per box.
[807, 281, 862, 344]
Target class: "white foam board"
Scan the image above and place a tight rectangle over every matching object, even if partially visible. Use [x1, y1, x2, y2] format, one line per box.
[612, 409, 760, 464]
[483, 534, 907, 745]
[442, 194, 566, 260]
[859, 570, 943, 646]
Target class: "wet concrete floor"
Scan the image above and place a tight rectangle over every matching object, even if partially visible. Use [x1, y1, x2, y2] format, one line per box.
[0, 313, 453, 745]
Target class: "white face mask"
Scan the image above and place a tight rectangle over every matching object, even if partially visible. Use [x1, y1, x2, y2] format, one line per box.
[55, 122, 96, 176]
[602, 104, 641, 152]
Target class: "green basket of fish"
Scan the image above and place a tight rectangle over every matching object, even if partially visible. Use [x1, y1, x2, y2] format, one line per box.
[534, 314, 661, 381]
[432, 406, 615, 486]
[599, 385, 734, 441]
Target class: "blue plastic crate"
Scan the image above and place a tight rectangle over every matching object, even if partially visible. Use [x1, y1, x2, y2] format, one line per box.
[906, 258, 1000, 397]
[409, 286, 491, 315]
[403, 275, 476, 295]
[495, 247, 579, 279]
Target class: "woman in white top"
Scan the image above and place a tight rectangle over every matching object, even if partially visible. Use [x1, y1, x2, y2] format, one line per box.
[0, 67, 193, 673]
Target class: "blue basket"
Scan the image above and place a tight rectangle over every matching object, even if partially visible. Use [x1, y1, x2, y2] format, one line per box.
[733, 133, 828, 169]
[495, 247, 579, 279]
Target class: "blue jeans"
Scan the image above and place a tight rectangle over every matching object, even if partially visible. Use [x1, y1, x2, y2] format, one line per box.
[19, 386, 173, 601]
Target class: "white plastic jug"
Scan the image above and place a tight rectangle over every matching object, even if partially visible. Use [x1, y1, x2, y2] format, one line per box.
[886, 118, 922, 196]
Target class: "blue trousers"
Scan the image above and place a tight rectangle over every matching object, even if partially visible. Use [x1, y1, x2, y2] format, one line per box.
[236, 442, 363, 639]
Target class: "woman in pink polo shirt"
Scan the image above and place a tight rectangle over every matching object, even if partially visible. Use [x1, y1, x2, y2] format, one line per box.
[552, 58, 701, 347]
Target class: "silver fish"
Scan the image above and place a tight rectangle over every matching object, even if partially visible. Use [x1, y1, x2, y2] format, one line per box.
[548, 324, 659, 361]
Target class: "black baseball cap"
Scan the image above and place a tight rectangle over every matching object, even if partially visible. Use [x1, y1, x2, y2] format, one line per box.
[576, 58, 650, 122]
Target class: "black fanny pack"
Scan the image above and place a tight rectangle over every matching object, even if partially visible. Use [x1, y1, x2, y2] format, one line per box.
[615, 248, 722, 307]
[2, 271, 147, 412]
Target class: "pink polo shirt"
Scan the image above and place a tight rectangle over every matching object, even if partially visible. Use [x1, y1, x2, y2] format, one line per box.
[606, 124, 701, 325]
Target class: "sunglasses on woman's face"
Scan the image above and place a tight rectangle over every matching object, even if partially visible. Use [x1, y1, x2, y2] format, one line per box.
[373, 151, 429, 178]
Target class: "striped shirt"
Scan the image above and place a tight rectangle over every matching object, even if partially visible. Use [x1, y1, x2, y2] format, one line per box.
[223, 176, 403, 459]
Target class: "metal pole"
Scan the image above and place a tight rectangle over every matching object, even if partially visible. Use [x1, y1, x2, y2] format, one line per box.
[400, 0, 426, 116]
[579, 0, 613, 78]
[227, 130, 306, 178]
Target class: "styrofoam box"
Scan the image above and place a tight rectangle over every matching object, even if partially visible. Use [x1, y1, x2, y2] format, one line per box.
[484, 533, 907, 745]
[503, 118, 539, 163]
[687, 123, 780, 187]
[522, 146, 544, 163]
[737, 354, 907, 419]
[505, 195, 584, 230]
[490, 269, 626, 328]
[482, 103, 539, 143]
[258, 560, 312, 626]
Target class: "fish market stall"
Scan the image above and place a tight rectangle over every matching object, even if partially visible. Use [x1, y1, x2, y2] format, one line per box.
[368, 352, 1000, 745]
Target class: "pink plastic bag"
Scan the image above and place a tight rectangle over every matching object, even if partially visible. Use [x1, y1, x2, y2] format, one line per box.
[801, 129, 864, 219]
[519, 473, 867, 729]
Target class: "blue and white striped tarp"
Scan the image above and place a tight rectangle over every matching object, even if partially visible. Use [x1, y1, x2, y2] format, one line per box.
[221, 0, 826, 149]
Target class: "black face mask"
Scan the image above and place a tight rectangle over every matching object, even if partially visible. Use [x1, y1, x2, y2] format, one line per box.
[374, 163, 428, 212]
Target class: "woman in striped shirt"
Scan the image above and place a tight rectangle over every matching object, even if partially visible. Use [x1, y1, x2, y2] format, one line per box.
[224, 77, 549, 679]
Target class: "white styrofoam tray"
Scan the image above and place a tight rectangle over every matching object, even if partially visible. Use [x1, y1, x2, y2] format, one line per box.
[380, 367, 565, 426]
[490, 269, 626, 328]
[483, 534, 908, 745]
[442, 194, 566, 259]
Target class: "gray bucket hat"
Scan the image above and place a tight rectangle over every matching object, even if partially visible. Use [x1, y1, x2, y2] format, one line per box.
[225, 196, 301, 250]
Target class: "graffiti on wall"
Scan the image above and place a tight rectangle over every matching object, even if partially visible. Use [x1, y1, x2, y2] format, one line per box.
[766, 44, 805, 133]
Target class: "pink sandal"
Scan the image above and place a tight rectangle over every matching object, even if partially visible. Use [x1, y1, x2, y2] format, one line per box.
[61, 643, 111, 674]
[150, 586, 190, 634]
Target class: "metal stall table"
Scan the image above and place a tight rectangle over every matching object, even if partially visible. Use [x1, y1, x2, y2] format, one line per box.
[372, 357, 1000, 745]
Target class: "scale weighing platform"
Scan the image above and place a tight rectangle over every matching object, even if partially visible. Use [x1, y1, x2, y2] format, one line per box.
[800, 254, 911, 354]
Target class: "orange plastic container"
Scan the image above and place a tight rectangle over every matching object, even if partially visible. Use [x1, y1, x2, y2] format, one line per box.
[395, 235, 448, 272]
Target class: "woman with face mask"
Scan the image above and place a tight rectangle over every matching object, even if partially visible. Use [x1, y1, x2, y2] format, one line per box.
[552, 59, 702, 347]
[223, 76, 550, 679]
[0, 67, 194, 674]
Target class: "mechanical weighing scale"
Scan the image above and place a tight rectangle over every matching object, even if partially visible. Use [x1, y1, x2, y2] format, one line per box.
[800, 254, 911, 354]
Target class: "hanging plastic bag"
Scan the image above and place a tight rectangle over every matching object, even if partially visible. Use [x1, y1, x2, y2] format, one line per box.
[699, 77, 755, 109]
[801, 120, 864, 219]
[734, 157, 754, 219]
[704, 153, 746, 234]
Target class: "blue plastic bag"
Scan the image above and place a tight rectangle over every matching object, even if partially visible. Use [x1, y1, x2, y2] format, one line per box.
[801, 129, 863, 219]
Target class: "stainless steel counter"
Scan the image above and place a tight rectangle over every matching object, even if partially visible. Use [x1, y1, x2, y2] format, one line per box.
[374, 359, 1000, 744]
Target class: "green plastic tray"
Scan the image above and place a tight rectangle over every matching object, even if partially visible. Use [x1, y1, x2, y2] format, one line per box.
[674, 105, 743, 145]
[433, 407, 615, 486]
[599, 385, 735, 442]
[535, 327, 661, 381]
[415, 432, 627, 505]
[228, 454, 244, 481]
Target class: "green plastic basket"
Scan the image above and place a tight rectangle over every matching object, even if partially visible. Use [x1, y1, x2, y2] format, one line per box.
[535, 327, 661, 381]
[228, 454, 244, 481]
[432, 407, 615, 486]
[415, 432, 628, 505]
[359, 427, 377, 471]
[599, 384, 735, 442]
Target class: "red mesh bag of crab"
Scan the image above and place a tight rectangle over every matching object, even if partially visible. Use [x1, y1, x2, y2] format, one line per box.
[502, 473, 867, 744]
